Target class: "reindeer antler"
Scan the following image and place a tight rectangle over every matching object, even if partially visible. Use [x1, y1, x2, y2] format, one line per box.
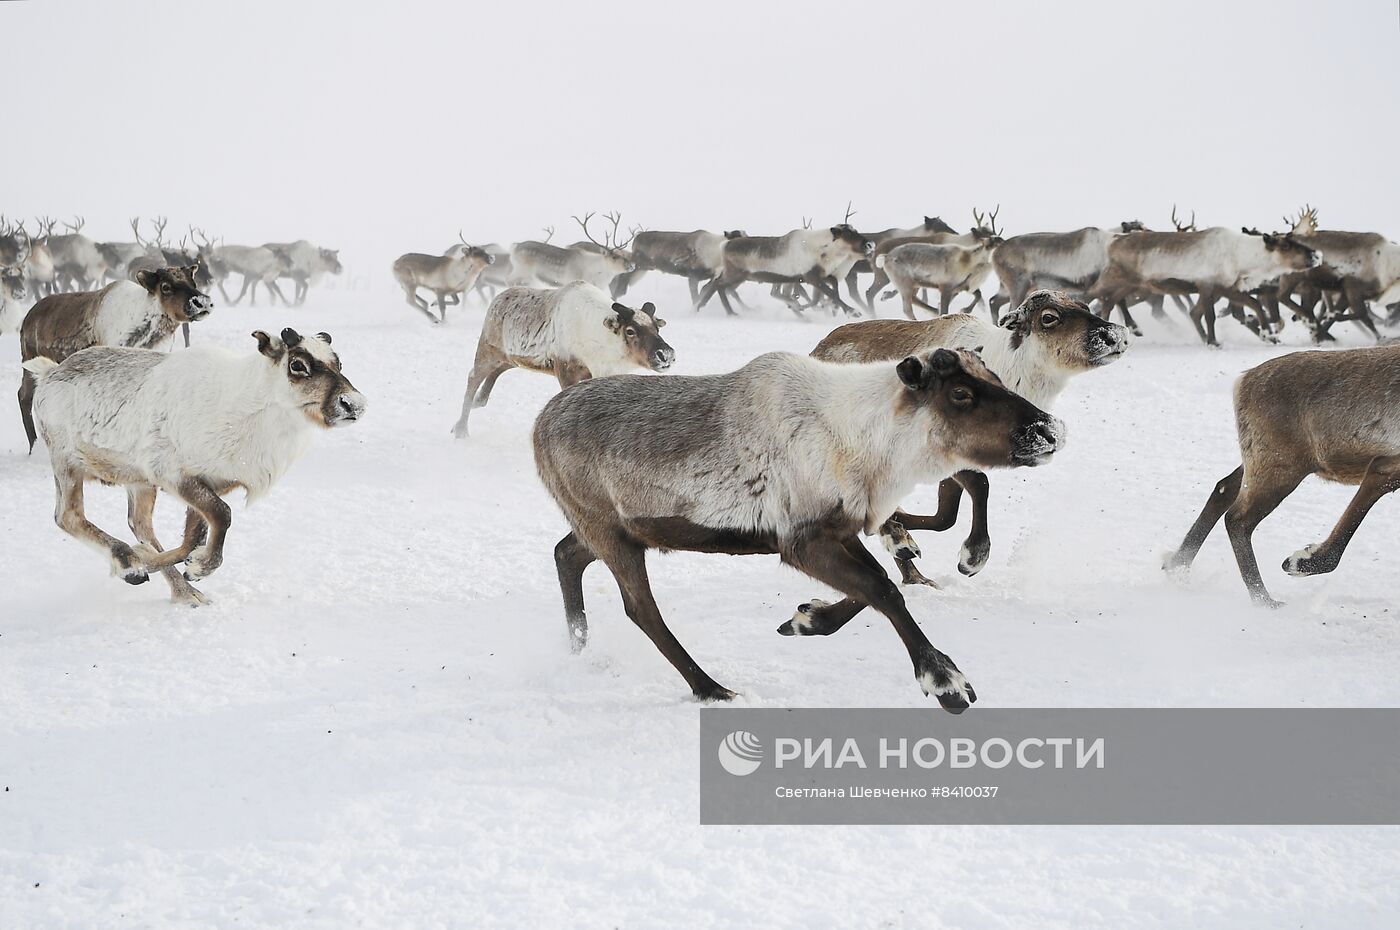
[541, 225, 555, 243]
[801, 216, 813, 229]
[64, 215, 85, 234]
[842, 200, 857, 225]
[131, 217, 149, 247]
[190, 225, 213, 250]
[150, 216, 168, 247]
[37, 215, 56, 237]
[1171, 205, 1196, 232]
[601, 211, 634, 251]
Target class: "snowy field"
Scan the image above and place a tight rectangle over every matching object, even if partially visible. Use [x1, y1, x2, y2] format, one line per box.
[2, 278, 1398, 928]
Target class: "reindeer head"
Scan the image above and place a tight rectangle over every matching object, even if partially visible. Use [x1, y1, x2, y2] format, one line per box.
[252, 328, 365, 428]
[896, 347, 1065, 470]
[970, 206, 1004, 248]
[319, 248, 343, 274]
[829, 224, 876, 257]
[923, 215, 957, 234]
[455, 232, 496, 266]
[605, 300, 674, 372]
[1261, 232, 1321, 271]
[135, 264, 213, 324]
[723, 230, 748, 240]
[1119, 220, 1147, 233]
[1, 264, 26, 303]
[999, 290, 1129, 370]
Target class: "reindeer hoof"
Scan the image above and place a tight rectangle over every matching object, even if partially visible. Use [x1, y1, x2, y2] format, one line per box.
[1283, 544, 1330, 577]
[174, 587, 212, 607]
[778, 599, 829, 636]
[916, 654, 976, 713]
[958, 541, 990, 577]
[694, 684, 738, 702]
[881, 523, 920, 561]
[122, 569, 149, 586]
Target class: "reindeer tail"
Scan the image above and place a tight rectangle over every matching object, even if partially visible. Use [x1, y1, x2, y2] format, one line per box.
[22, 357, 60, 379]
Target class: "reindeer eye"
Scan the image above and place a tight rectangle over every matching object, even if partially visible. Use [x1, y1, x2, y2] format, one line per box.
[160, 283, 172, 295]
[1041, 312, 1059, 327]
[624, 327, 637, 338]
[951, 387, 974, 405]
[289, 358, 310, 377]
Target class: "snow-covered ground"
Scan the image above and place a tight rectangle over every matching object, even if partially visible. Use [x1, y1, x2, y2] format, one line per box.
[2, 278, 1397, 928]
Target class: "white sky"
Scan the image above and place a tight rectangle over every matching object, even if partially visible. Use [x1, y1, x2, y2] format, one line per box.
[6, 0, 1397, 268]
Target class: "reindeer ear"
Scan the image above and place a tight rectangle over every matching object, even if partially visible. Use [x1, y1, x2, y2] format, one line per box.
[640, 302, 656, 317]
[608, 303, 635, 330]
[186, 262, 200, 277]
[927, 348, 961, 379]
[135, 269, 159, 292]
[896, 356, 927, 390]
[654, 318, 666, 329]
[280, 327, 303, 347]
[252, 330, 281, 359]
[315, 332, 332, 344]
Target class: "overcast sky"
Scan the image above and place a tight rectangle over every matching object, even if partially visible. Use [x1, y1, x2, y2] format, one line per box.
[6, 0, 1396, 270]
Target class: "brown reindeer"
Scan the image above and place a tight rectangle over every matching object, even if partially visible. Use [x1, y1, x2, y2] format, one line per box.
[1165, 344, 1400, 607]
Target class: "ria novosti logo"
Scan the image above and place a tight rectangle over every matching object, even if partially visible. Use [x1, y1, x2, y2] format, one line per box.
[718, 730, 763, 776]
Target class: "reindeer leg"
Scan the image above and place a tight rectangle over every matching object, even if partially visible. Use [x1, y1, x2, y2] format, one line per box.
[782, 532, 975, 711]
[1344, 280, 1381, 341]
[596, 532, 735, 701]
[452, 344, 511, 438]
[779, 536, 892, 636]
[687, 276, 701, 308]
[19, 369, 38, 454]
[127, 485, 207, 606]
[1164, 466, 1243, 576]
[52, 467, 149, 585]
[1285, 455, 1400, 578]
[181, 323, 190, 348]
[1224, 465, 1307, 608]
[554, 532, 597, 652]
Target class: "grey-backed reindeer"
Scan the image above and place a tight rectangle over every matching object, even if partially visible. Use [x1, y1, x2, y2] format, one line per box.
[392, 233, 495, 323]
[624, 229, 748, 307]
[1165, 343, 1400, 607]
[845, 215, 957, 313]
[533, 347, 1064, 710]
[879, 209, 1005, 318]
[695, 223, 875, 317]
[988, 220, 1148, 321]
[47, 217, 107, 292]
[509, 213, 635, 293]
[264, 240, 342, 305]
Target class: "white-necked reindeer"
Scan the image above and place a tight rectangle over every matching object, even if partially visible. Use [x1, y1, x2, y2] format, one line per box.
[25, 328, 365, 606]
[509, 212, 636, 292]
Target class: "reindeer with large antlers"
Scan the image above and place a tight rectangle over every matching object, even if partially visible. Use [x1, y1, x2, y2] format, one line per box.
[1269, 205, 1400, 341]
[508, 211, 637, 293]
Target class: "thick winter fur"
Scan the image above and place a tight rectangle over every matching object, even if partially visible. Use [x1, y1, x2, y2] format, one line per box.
[25, 329, 365, 605]
[625, 230, 746, 306]
[844, 217, 957, 312]
[695, 225, 875, 317]
[451, 282, 674, 438]
[1165, 343, 1400, 607]
[392, 245, 495, 323]
[533, 348, 1064, 710]
[1090, 227, 1319, 345]
[509, 240, 634, 293]
[18, 267, 213, 453]
[809, 289, 1126, 585]
[263, 240, 342, 305]
[46, 233, 108, 291]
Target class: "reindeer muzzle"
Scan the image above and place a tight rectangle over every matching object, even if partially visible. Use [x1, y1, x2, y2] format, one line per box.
[1087, 324, 1130, 365]
[1010, 417, 1065, 467]
[186, 294, 214, 320]
[329, 390, 367, 426]
[650, 347, 675, 372]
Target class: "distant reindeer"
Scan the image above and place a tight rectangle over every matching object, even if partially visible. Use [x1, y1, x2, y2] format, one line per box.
[696, 210, 875, 317]
[0, 261, 28, 334]
[469, 243, 514, 304]
[844, 215, 957, 313]
[263, 240, 343, 304]
[22, 218, 57, 298]
[625, 229, 748, 306]
[1273, 206, 1400, 342]
[509, 213, 636, 292]
[988, 220, 1148, 321]
[47, 216, 107, 292]
[878, 208, 1004, 318]
[211, 244, 289, 306]
[392, 232, 496, 323]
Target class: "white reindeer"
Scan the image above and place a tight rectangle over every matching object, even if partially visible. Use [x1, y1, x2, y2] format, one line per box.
[24, 328, 366, 606]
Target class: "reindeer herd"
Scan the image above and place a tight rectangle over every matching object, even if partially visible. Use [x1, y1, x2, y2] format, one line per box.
[5, 202, 1400, 713]
[402, 205, 1400, 348]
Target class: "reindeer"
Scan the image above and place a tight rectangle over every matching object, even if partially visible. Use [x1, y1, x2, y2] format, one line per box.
[804, 290, 1127, 599]
[211, 244, 289, 306]
[17, 266, 212, 452]
[1271, 206, 1400, 342]
[878, 208, 1004, 318]
[695, 216, 875, 317]
[392, 233, 495, 324]
[624, 229, 748, 307]
[1165, 343, 1400, 607]
[861, 210, 1006, 313]
[988, 220, 1149, 321]
[451, 282, 674, 438]
[844, 215, 957, 313]
[1088, 224, 1319, 346]
[469, 243, 514, 304]
[0, 261, 28, 334]
[263, 241, 342, 304]
[47, 216, 107, 292]
[509, 213, 636, 293]
[22, 218, 58, 298]
[23, 328, 364, 606]
[533, 347, 1064, 710]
